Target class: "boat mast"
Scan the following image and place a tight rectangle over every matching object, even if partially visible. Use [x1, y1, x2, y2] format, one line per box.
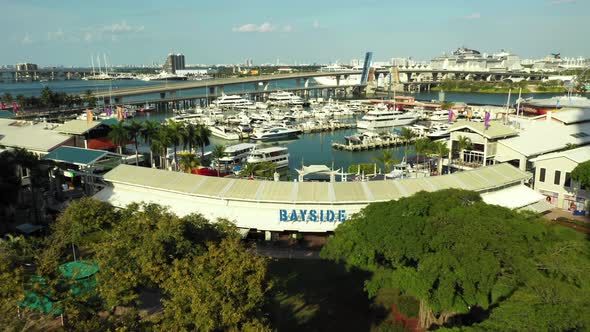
[97, 55, 102, 75]
[103, 53, 109, 77]
[91, 56, 95, 76]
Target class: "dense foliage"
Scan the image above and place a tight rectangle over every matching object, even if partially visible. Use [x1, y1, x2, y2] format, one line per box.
[2, 199, 271, 330]
[322, 189, 590, 330]
[571, 159, 590, 190]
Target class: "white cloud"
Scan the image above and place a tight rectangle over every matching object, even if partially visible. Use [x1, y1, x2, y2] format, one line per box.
[103, 21, 145, 34]
[232, 22, 275, 33]
[551, 0, 575, 4]
[20, 34, 33, 44]
[47, 28, 64, 41]
[312, 20, 320, 28]
[282, 25, 293, 32]
[83, 32, 93, 42]
[463, 13, 481, 20]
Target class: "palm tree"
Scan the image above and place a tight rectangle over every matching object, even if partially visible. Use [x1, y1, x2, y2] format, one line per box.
[164, 120, 185, 171]
[373, 149, 397, 173]
[127, 121, 143, 166]
[456, 135, 473, 169]
[150, 129, 171, 169]
[178, 153, 200, 173]
[182, 123, 198, 153]
[432, 140, 450, 175]
[415, 138, 432, 172]
[140, 120, 160, 167]
[210, 144, 226, 176]
[399, 127, 416, 159]
[238, 163, 258, 178]
[83, 90, 97, 108]
[108, 122, 129, 154]
[196, 124, 211, 162]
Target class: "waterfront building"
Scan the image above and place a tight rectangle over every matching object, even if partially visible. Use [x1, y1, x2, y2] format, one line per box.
[162, 53, 186, 74]
[16, 63, 38, 71]
[94, 163, 546, 235]
[495, 109, 590, 171]
[0, 119, 73, 156]
[448, 121, 518, 170]
[530, 146, 590, 211]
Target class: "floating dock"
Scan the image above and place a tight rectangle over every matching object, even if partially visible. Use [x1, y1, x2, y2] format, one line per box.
[332, 137, 416, 151]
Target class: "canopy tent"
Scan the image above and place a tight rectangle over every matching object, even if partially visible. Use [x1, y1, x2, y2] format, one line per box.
[481, 184, 546, 210]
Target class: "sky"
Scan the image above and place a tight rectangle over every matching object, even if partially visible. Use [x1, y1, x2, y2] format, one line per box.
[1, 0, 588, 67]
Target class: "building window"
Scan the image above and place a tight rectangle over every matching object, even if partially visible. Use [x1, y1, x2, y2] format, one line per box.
[565, 172, 571, 188]
[539, 168, 546, 182]
[554, 170, 561, 185]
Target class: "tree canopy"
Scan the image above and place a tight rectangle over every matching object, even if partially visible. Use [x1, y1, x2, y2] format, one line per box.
[321, 189, 590, 330]
[571, 159, 590, 189]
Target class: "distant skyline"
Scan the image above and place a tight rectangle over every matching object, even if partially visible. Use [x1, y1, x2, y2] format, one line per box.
[2, 0, 589, 66]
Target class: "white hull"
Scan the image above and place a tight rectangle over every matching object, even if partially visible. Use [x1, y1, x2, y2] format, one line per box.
[209, 126, 240, 140]
[357, 117, 417, 129]
[313, 76, 360, 86]
[247, 156, 289, 168]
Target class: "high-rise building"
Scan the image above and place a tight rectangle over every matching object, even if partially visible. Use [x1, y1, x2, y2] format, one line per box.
[16, 63, 38, 71]
[163, 53, 186, 73]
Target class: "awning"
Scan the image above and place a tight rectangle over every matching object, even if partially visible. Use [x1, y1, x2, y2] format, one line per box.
[481, 184, 545, 209]
[519, 199, 555, 214]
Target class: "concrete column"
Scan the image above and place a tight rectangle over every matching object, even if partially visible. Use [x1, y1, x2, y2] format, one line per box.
[264, 231, 272, 241]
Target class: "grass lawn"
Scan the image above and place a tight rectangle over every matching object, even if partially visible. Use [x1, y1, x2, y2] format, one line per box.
[267, 258, 374, 332]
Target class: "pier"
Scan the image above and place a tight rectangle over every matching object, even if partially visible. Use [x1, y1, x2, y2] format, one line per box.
[332, 137, 416, 151]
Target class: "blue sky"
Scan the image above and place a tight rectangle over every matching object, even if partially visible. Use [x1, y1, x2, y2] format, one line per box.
[2, 0, 588, 66]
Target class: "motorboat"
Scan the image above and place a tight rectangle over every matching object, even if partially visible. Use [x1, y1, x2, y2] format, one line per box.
[246, 146, 289, 168]
[211, 143, 257, 169]
[426, 124, 451, 139]
[344, 131, 383, 145]
[251, 126, 301, 141]
[357, 109, 419, 130]
[429, 110, 450, 122]
[209, 125, 240, 140]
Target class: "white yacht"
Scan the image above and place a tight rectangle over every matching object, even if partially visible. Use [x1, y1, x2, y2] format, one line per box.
[246, 146, 289, 168]
[357, 109, 419, 130]
[427, 124, 451, 139]
[251, 126, 301, 141]
[142, 71, 187, 81]
[429, 110, 450, 122]
[209, 125, 240, 140]
[212, 143, 257, 169]
[213, 94, 253, 108]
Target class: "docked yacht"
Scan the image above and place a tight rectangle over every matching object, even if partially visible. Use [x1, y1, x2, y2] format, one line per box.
[213, 94, 253, 108]
[344, 131, 383, 144]
[426, 124, 451, 139]
[246, 146, 289, 168]
[251, 126, 301, 141]
[357, 109, 419, 130]
[209, 125, 240, 140]
[268, 91, 305, 106]
[212, 143, 257, 169]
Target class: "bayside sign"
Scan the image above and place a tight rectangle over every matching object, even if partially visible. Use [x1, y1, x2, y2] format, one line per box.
[279, 209, 346, 223]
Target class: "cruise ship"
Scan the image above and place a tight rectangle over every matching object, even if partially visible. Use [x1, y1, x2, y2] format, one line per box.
[212, 143, 257, 169]
[357, 109, 420, 130]
[246, 146, 289, 168]
[213, 94, 253, 108]
[251, 127, 301, 141]
[519, 95, 590, 115]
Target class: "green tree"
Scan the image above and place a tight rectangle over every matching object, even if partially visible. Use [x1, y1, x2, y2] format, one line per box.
[108, 122, 129, 154]
[431, 140, 449, 175]
[83, 90, 97, 108]
[178, 153, 200, 173]
[140, 120, 160, 168]
[399, 127, 415, 159]
[2, 92, 13, 103]
[456, 135, 472, 169]
[211, 144, 226, 176]
[40, 86, 53, 108]
[321, 189, 590, 330]
[151, 128, 171, 169]
[159, 238, 271, 331]
[415, 137, 432, 173]
[164, 120, 185, 171]
[196, 124, 212, 162]
[440, 101, 455, 110]
[571, 160, 590, 190]
[15, 94, 26, 110]
[0, 238, 26, 330]
[373, 149, 397, 173]
[126, 121, 143, 166]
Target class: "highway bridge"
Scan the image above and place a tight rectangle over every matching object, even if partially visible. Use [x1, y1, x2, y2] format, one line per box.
[89, 69, 551, 103]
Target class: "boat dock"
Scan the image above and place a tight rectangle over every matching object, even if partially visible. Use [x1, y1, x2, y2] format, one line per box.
[332, 137, 416, 151]
[299, 122, 356, 134]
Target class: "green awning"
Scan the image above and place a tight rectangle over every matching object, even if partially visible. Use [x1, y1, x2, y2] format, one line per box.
[58, 260, 99, 280]
[43, 146, 108, 166]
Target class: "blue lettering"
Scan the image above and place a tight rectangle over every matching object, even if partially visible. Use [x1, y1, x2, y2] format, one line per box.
[279, 209, 288, 222]
[290, 210, 298, 222]
[320, 210, 324, 222]
[309, 210, 318, 222]
[299, 210, 307, 222]
[326, 210, 335, 222]
[338, 210, 346, 222]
